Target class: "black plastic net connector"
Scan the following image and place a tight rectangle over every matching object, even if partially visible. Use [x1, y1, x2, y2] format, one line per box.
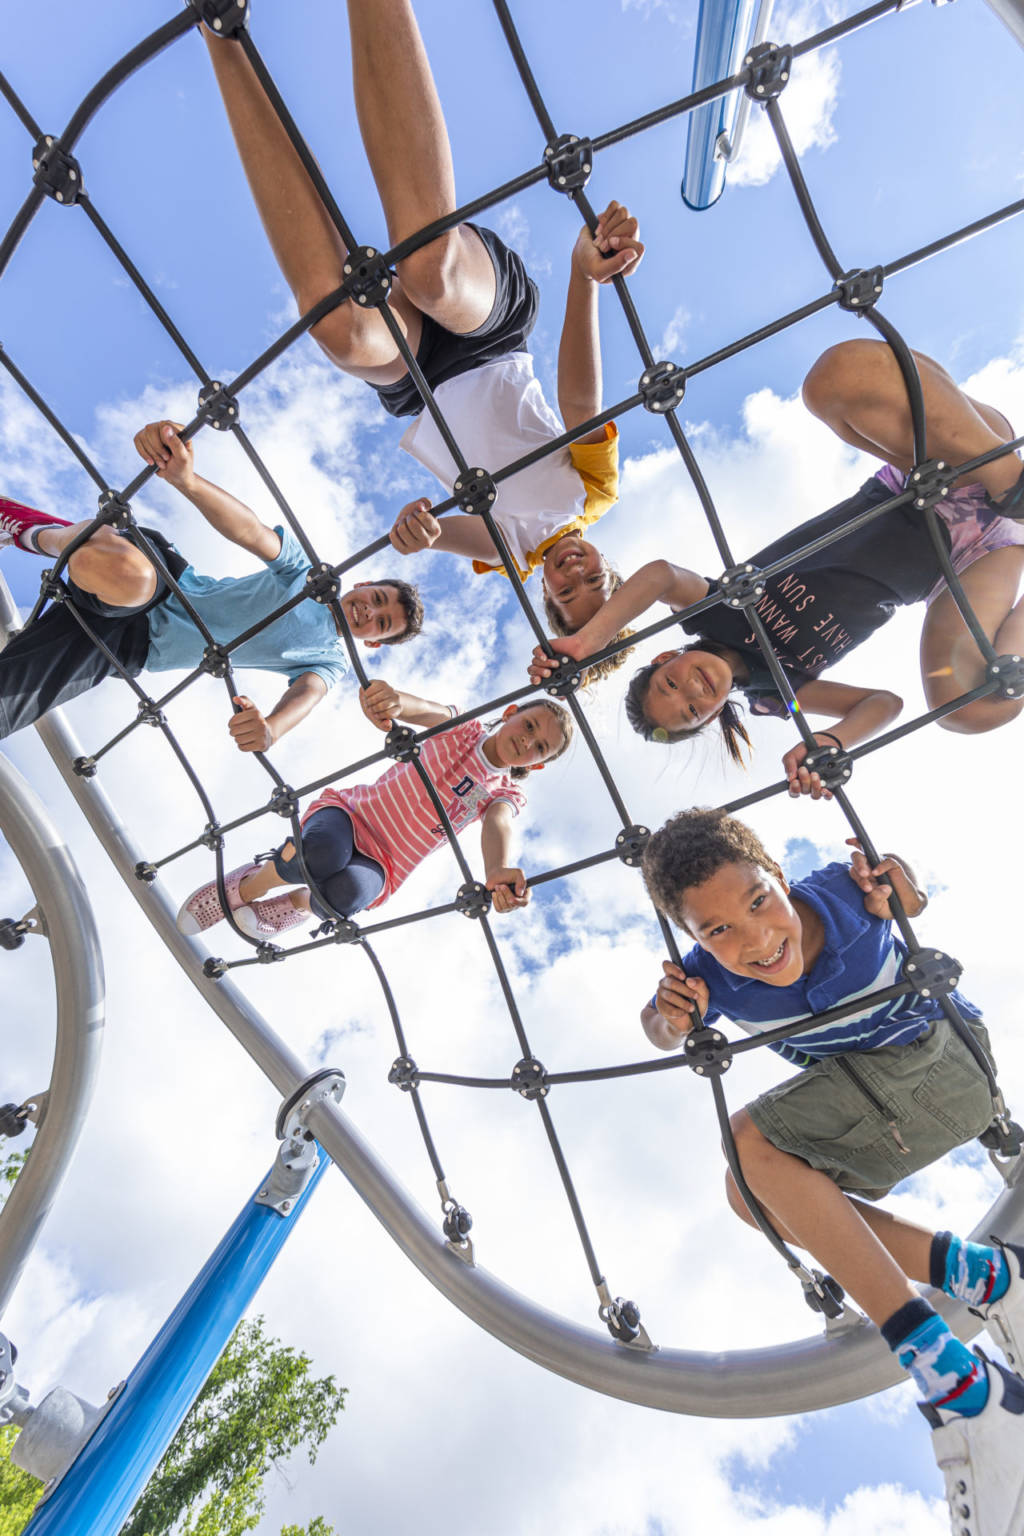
[801, 743, 853, 790]
[203, 956, 228, 980]
[198, 823, 223, 852]
[511, 1056, 549, 1100]
[328, 918, 362, 945]
[719, 562, 767, 609]
[455, 881, 492, 920]
[903, 948, 962, 999]
[255, 941, 285, 964]
[0, 919, 27, 952]
[304, 562, 341, 605]
[907, 458, 954, 511]
[802, 1270, 845, 1319]
[136, 701, 166, 729]
[453, 469, 497, 516]
[201, 643, 230, 679]
[683, 1025, 732, 1078]
[602, 1297, 642, 1344]
[979, 1119, 1024, 1158]
[341, 246, 393, 308]
[0, 1103, 28, 1138]
[615, 824, 650, 867]
[31, 135, 82, 206]
[190, 0, 249, 35]
[73, 756, 97, 779]
[388, 1055, 419, 1092]
[97, 491, 134, 531]
[543, 133, 593, 193]
[268, 785, 299, 819]
[987, 654, 1024, 700]
[744, 41, 793, 101]
[384, 725, 420, 763]
[638, 360, 686, 415]
[835, 266, 884, 313]
[134, 861, 158, 884]
[197, 380, 239, 431]
[38, 570, 66, 604]
[442, 1201, 473, 1243]
[543, 657, 583, 699]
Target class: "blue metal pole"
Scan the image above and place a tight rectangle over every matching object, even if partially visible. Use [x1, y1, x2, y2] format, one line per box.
[23, 1148, 330, 1536]
[682, 0, 757, 210]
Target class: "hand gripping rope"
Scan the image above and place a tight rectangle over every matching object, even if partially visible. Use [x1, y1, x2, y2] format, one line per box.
[1, 0, 1023, 1393]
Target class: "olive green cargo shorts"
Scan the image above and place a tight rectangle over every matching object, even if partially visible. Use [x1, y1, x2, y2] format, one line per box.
[745, 1017, 995, 1201]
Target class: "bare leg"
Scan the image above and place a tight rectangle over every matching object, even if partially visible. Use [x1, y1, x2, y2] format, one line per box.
[725, 1110, 925, 1325]
[803, 340, 1021, 500]
[239, 845, 310, 913]
[34, 521, 157, 607]
[921, 545, 1024, 733]
[203, 0, 494, 379]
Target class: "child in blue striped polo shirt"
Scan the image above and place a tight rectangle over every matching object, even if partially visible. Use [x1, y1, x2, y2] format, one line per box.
[640, 807, 1024, 1534]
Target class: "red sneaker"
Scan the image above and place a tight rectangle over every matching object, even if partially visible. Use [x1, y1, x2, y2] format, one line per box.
[0, 497, 72, 551]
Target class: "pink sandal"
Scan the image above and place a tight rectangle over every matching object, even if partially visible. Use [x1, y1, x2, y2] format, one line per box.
[176, 863, 259, 936]
[234, 893, 308, 939]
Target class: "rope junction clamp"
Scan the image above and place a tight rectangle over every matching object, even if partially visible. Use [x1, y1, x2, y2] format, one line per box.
[438, 1178, 474, 1262]
[97, 491, 134, 531]
[201, 643, 230, 679]
[341, 246, 393, 308]
[197, 380, 239, 431]
[596, 1281, 652, 1348]
[304, 562, 341, 605]
[903, 948, 962, 999]
[31, 137, 82, 206]
[133, 862, 158, 884]
[684, 1026, 733, 1078]
[801, 743, 853, 789]
[267, 785, 299, 818]
[835, 267, 884, 312]
[719, 563, 767, 609]
[453, 469, 497, 515]
[455, 881, 491, 919]
[638, 361, 686, 414]
[0, 1104, 29, 1137]
[190, 0, 250, 36]
[615, 824, 650, 867]
[388, 1056, 419, 1092]
[987, 654, 1024, 699]
[907, 459, 953, 510]
[543, 134, 593, 193]
[543, 658, 583, 698]
[384, 725, 420, 763]
[800, 1268, 846, 1319]
[0, 919, 32, 953]
[511, 1057, 549, 1100]
[72, 756, 97, 779]
[136, 701, 166, 729]
[744, 41, 793, 100]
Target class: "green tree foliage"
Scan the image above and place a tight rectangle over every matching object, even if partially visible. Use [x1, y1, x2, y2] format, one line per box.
[120, 1315, 345, 1536]
[0, 1152, 344, 1536]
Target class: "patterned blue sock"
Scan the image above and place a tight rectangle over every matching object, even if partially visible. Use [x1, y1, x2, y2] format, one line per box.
[881, 1298, 989, 1418]
[930, 1230, 1010, 1306]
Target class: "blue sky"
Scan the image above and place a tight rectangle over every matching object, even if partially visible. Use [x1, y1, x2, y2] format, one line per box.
[3, 3, 1024, 1534]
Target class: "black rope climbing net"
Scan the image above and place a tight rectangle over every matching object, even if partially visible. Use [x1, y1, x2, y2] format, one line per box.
[1, 0, 1022, 1345]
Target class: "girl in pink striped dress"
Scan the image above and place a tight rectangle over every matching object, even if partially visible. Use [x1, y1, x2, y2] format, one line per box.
[177, 689, 573, 937]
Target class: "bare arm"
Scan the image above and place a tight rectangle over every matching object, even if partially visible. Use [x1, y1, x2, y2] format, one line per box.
[389, 498, 499, 565]
[228, 674, 327, 753]
[640, 962, 709, 1050]
[359, 681, 456, 733]
[480, 801, 529, 915]
[781, 679, 903, 797]
[641, 1001, 687, 1052]
[134, 420, 281, 562]
[558, 201, 644, 441]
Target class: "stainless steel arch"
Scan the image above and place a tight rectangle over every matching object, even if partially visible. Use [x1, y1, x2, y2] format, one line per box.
[5, 578, 1021, 1417]
[0, 611, 105, 1318]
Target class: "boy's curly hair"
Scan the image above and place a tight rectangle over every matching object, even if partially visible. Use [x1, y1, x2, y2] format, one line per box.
[624, 641, 752, 764]
[641, 807, 780, 930]
[497, 698, 574, 780]
[378, 578, 424, 646]
[541, 567, 635, 686]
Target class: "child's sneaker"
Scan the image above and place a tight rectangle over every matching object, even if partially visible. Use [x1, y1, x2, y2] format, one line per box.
[0, 497, 71, 551]
[972, 1238, 1024, 1372]
[234, 893, 306, 939]
[922, 1355, 1024, 1536]
[176, 863, 259, 935]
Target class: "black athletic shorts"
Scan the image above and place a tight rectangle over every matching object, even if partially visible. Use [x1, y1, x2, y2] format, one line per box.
[0, 526, 186, 739]
[372, 224, 540, 419]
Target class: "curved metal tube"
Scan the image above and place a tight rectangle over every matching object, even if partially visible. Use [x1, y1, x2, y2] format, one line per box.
[0, 590, 105, 1316]
[4, 576, 1023, 1414]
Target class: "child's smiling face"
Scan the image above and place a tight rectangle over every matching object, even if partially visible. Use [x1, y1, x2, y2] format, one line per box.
[541, 534, 611, 629]
[677, 859, 808, 986]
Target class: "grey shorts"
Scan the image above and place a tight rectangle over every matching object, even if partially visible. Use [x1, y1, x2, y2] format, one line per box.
[745, 1017, 995, 1201]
